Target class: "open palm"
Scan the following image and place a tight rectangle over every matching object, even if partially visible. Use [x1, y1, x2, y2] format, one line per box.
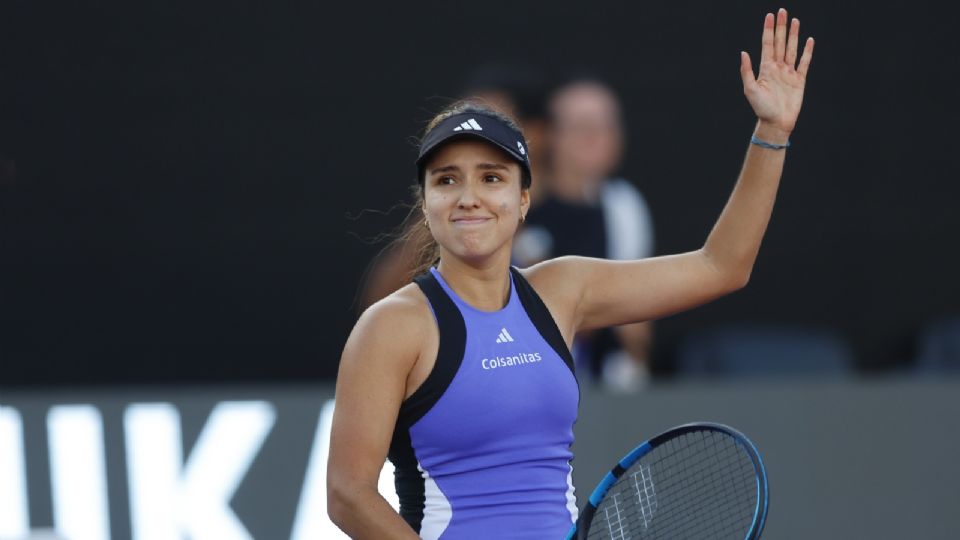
[740, 8, 814, 135]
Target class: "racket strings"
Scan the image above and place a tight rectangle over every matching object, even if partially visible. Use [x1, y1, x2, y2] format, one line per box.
[649, 435, 756, 538]
[607, 435, 751, 535]
[586, 430, 759, 539]
[644, 433, 756, 538]
[612, 432, 753, 538]
[589, 435, 751, 539]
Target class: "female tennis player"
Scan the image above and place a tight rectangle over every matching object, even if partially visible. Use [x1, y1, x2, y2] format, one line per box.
[328, 8, 813, 539]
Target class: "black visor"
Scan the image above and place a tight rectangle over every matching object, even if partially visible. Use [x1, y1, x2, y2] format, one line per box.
[416, 112, 532, 187]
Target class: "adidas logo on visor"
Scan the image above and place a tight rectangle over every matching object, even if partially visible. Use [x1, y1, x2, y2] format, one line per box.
[453, 118, 483, 131]
[495, 327, 515, 344]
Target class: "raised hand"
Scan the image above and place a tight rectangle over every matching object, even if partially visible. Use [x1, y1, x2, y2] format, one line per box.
[740, 8, 814, 139]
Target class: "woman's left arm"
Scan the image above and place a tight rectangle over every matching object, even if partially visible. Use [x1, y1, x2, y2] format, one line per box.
[533, 8, 815, 334]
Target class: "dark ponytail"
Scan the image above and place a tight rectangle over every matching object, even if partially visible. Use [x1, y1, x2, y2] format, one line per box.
[398, 183, 441, 281]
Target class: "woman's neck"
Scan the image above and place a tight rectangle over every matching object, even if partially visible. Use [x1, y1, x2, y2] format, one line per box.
[435, 251, 512, 312]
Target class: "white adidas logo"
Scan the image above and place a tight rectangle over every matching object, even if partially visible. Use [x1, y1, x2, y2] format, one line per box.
[495, 327, 514, 344]
[517, 141, 526, 155]
[453, 118, 483, 131]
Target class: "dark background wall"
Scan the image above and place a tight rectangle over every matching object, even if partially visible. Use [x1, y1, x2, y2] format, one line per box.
[2, 0, 958, 384]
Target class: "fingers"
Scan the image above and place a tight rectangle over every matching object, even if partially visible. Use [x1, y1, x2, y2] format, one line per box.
[740, 52, 758, 94]
[786, 17, 800, 67]
[760, 12, 775, 63]
[797, 37, 815, 79]
[774, 8, 788, 62]
[763, 8, 811, 72]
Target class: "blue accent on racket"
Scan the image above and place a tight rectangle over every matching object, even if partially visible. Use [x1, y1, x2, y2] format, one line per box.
[587, 472, 618, 507]
[566, 422, 769, 540]
[617, 441, 651, 470]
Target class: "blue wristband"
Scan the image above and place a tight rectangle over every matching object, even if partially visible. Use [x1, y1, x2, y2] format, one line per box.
[750, 134, 790, 150]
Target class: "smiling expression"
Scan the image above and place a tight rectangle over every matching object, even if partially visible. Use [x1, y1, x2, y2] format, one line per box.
[423, 139, 530, 264]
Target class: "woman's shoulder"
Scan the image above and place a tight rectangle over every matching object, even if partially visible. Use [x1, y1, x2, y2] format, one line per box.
[517, 255, 591, 291]
[354, 282, 433, 342]
[342, 282, 434, 374]
[514, 257, 588, 327]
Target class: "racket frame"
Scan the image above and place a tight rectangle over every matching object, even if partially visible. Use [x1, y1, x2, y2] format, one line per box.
[565, 422, 769, 540]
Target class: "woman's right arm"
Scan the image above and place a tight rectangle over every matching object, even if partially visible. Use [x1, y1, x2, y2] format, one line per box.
[327, 295, 426, 539]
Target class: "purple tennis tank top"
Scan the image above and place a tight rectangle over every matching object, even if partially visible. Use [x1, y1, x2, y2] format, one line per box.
[388, 266, 580, 539]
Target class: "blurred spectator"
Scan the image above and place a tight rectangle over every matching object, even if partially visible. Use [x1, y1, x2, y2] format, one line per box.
[514, 77, 655, 392]
[357, 65, 550, 312]
[461, 65, 550, 205]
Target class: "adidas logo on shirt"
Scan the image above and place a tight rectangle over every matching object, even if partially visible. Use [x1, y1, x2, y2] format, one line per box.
[453, 118, 483, 132]
[495, 327, 514, 344]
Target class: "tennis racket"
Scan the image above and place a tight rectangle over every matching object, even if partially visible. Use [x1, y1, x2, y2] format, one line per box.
[566, 422, 769, 540]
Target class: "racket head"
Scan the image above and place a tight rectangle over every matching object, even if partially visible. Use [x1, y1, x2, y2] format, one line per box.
[566, 422, 769, 540]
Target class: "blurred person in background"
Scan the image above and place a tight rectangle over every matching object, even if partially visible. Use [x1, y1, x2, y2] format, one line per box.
[359, 65, 550, 312]
[514, 77, 655, 392]
[461, 65, 551, 205]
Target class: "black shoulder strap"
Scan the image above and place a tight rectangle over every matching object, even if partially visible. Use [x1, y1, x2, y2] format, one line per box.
[509, 266, 576, 377]
[388, 270, 467, 533]
[398, 270, 467, 426]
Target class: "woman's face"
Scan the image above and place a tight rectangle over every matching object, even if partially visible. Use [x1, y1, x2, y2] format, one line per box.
[422, 139, 530, 264]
